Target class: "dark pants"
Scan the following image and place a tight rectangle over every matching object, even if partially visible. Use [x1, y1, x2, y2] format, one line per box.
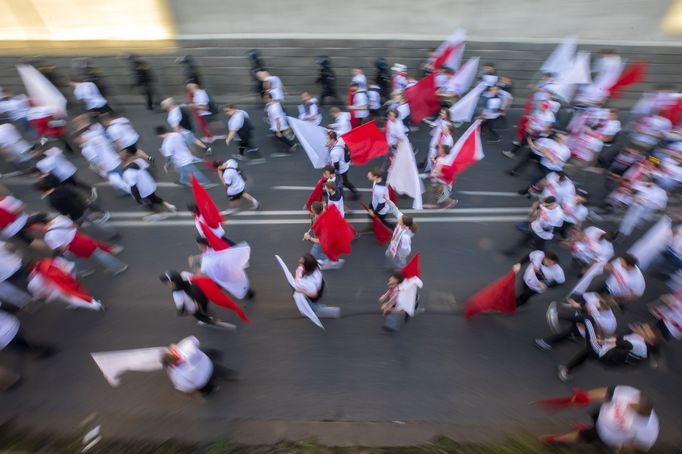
[237, 129, 254, 155]
[63, 175, 92, 192]
[511, 148, 541, 174]
[339, 170, 358, 198]
[140, 83, 155, 110]
[507, 229, 547, 254]
[5, 332, 54, 357]
[372, 210, 395, 229]
[142, 192, 167, 212]
[516, 283, 539, 306]
[543, 310, 583, 345]
[481, 117, 500, 140]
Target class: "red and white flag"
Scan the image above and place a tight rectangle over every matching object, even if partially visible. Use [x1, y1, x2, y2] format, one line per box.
[16, 64, 67, 116]
[540, 36, 577, 75]
[191, 176, 223, 229]
[287, 116, 329, 169]
[449, 81, 486, 123]
[551, 51, 592, 102]
[387, 140, 424, 209]
[450, 57, 479, 96]
[341, 120, 389, 165]
[441, 119, 484, 185]
[607, 61, 647, 99]
[200, 242, 252, 299]
[434, 29, 466, 70]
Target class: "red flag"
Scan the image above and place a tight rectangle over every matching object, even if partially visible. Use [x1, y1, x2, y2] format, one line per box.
[532, 389, 591, 410]
[341, 120, 389, 166]
[464, 271, 517, 319]
[306, 176, 326, 212]
[191, 176, 223, 229]
[347, 86, 357, 127]
[433, 43, 461, 71]
[388, 185, 398, 205]
[441, 120, 484, 185]
[401, 253, 421, 279]
[359, 201, 392, 245]
[35, 258, 93, 303]
[660, 98, 682, 125]
[404, 74, 440, 125]
[516, 114, 530, 142]
[191, 275, 250, 323]
[607, 61, 647, 99]
[312, 204, 355, 261]
[199, 221, 230, 251]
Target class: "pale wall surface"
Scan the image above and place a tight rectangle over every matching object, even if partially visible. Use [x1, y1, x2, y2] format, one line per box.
[169, 0, 680, 43]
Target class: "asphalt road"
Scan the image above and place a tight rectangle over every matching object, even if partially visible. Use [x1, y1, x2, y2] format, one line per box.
[0, 104, 680, 447]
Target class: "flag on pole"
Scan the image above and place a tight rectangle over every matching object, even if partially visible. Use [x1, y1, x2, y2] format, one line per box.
[449, 81, 486, 124]
[191, 275, 251, 323]
[341, 120, 389, 165]
[387, 140, 424, 209]
[607, 61, 647, 99]
[306, 176, 326, 212]
[434, 29, 466, 70]
[402, 253, 421, 279]
[91, 347, 166, 387]
[550, 52, 592, 102]
[200, 242, 252, 299]
[540, 36, 578, 75]
[287, 116, 329, 169]
[404, 74, 441, 124]
[275, 255, 324, 329]
[441, 119, 484, 185]
[16, 64, 67, 116]
[312, 204, 355, 261]
[359, 201, 393, 245]
[464, 271, 517, 319]
[450, 57, 479, 95]
[628, 216, 672, 271]
[191, 176, 223, 229]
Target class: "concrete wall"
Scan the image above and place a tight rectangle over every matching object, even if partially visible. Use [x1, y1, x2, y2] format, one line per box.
[1, 39, 680, 109]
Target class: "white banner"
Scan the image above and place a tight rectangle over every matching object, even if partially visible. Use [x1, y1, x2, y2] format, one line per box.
[288, 116, 329, 169]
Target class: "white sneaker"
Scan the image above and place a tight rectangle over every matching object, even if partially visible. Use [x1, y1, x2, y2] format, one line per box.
[163, 202, 177, 213]
[90, 187, 98, 202]
[113, 264, 128, 276]
[557, 365, 572, 382]
[534, 338, 552, 352]
[110, 245, 124, 255]
[320, 259, 344, 270]
[502, 150, 516, 159]
[252, 201, 261, 210]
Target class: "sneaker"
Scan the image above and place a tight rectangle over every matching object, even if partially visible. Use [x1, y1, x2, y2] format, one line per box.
[290, 143, 300, 152]
[110, 245, 124, 255]
[163, 202, 178, 213]
[232, 153, 245, 161]
[502, 150, 516, 159]
[507, 169, 519, 176]
[90, 187, 98, 202]
[252, 201, 262, 211]
[557, 365, 572, 382]
[220, 208, 239, 215]
[204, 146, 213, 156]
[203, 183, 219, 189]
[534, 338, 552, 352]
[271, 152, 292, 158]
[92, 211, 110, 223]
[113, 264, 128, 276]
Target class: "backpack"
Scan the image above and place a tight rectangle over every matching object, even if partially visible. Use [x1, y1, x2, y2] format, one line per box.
[344, 145, 352, 163]
[179, 106, 194, 132]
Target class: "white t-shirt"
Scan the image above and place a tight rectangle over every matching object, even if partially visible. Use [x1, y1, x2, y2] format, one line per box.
[265, 75, 284, 101]
[326, 190, 344, 216]
[266, 102, 289, 132]
[227, 110, 248, 131]
[523, 250, 565, 293]
[583, 293, 617, 337]
[0, 95, 31, 120]
[0, 123, 31, 159]
[81, 137, 122, 173]
[573, 227, 614, 264]
[531, 205, 563, 240]
[541, 172, 575, 205]
[606, 259, 645, 298]
[534, 138, 570, 171]
[634, 184, 668, 211]
[160, 132, 195, 168]
[596, 386, 659, 451]
[328, 141, 349, 174]
[222, 167, 246, 196]
[167, 106, 184, 130]
[0, 196, 28, 239]
[561, 200, 588, 225]
[331, 113, 351, 135]
[172, 289, 198, 315]
[0, 242, 22, 282]
[353, 91, 369, 118]
[386, 119, 407, 147]
[528, 109, 556, 133]
[295, 266, 323, 295]
[44, 215, 77, 250]
[371, 182, 390, 215]
[36, 147, 77, 181]
[166, 336, 213, 392]
[600, 119, 621, 137]
[73, 82, 107, 110]
[192, 89, 211, 117]
[106, 118, 139, 149]
[0, 310, 20, 350]
[123, 159, 156, 198]
[368, 88, 382, 110]
[482, 97, 503, 119]
[352, 73, 367, 90]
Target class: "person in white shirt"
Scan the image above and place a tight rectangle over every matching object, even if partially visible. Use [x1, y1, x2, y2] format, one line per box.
[478, 85, 504, 142]
[264, 93, 297, 155]
[155, 126, 213, 187]
[326, 131, 358, 199]
[0, 194, 46, 249]
[160, 97, 211, 155]
[571, 227, 616, 272]
[0, 90, 37, 141]
[598, 108, 621, 144]
[386, 215, 416, 270]
[367, 167, 393, 228]
[70, 80, 109, 113]
[533, 171, 575, 205]
[0, 122, 33, 171]
[215, 159, 260, 213]
[618, 178, 668, 237]
[367, 82, 382, 116]
[348, 82, 369, 127]
[323, 180, 344, 217]
[0, 241, 33, 309]
[161, 336, 216, 395]
[122, 156, 176, 222]
[598, 254, 646, 304]
[223, 104, 257, 161]
[33, 145, 94, 199]
[512, 250, 565, 306]
[503, 101, 556, 159]
[256, 71, 285, 102]
[100, 113, 149, 160]
[75, 123, 130, 195]
[385, 109, 408, 149]
[557, 190, 589, 239]
[351, 68, 368, 91]
[186, 83, 214, 142]
[425, 108, 454, 172]
[535, 292, 617, 351]
[390, 64, 409, 92]
[294, 253, 340, 313]
[435, 67, 458, 106]
[303, 201, 341, 270]
[327, 108, 351, 136]
[298, 92, 322, 125]
[539, 385, 659, 452]
[650, 292, 682, 341]
[506, 196, 563, 254]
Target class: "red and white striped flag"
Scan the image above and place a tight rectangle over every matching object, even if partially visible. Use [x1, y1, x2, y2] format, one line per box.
[441, 119, 484, 185]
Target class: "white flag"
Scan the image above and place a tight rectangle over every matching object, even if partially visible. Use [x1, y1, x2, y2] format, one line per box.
[200, 242, 251, 299]
[435, 29, 466, 70]
[16, 64, 67, 116]
[628, 216, 672, 271]
[550, 52, 592, 102]
[274, 255, 324, 329]
[387, 140, 424, 209]
[450, 57, 479, 95]
[540, 36, 578, 75]
[288, 116, 329, 169]
[449, 82, 486, 123]
[91, 347, 165, 387]
[568, 261, 605, 296]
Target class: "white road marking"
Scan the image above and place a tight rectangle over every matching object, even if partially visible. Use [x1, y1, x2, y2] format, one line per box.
[271, 186, 520, 197]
